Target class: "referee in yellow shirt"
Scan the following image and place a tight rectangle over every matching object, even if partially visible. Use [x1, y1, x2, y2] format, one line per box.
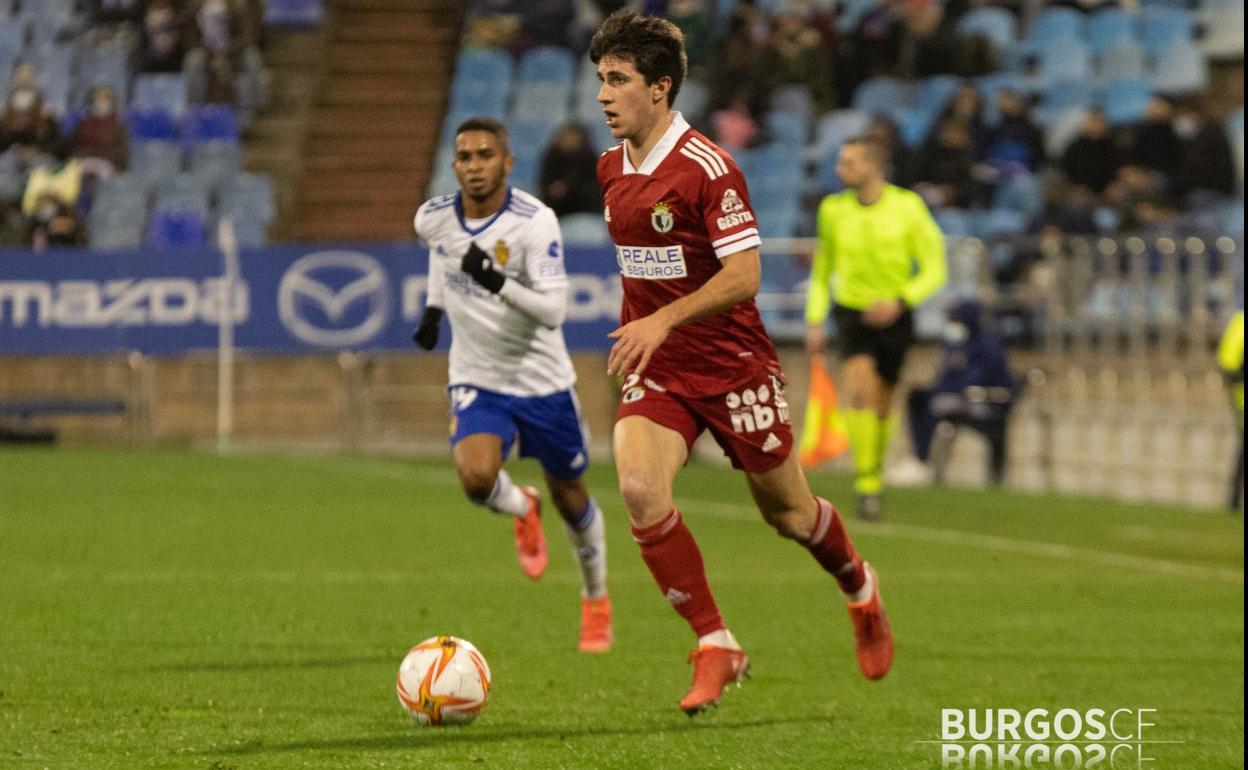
[805, 136, 947, 520]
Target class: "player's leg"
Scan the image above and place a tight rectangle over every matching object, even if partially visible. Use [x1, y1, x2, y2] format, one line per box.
[543, 472, 612, 652]
[841, 353, 886, 516]
[511, 389, 612, 649]
[448, 387, 546, 578]
[867, 312, 915, 508]
[743, 454, 894, 680]
[614, 406, 747, 713]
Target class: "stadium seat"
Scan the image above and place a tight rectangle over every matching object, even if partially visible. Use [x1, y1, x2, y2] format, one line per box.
[977, 72, 1030, 124]
[853, 77, 911, 118]
[1045, 107, 1090, 158]
[1038, 80, 1097, 127]
[812, 109, 872, 160]
[146, 208, 208, 249]
[1087, 9, 1138, 56]
[510, 82, 573, 121]
[30, 43, 73, 116]
[835, 0, 877, 32]
[188, 141, 242, 192]
[129, 109, 180, 142]
[1140, 8, 1194, 57]
[447, 76, 509, 122]
[1097, 43, 1148, 84]
[1201, 6, 1245, 58]
[992, 172, 1042, 220]
[509, 153, 540, 195]
[1036, 40, 1093, 90]
[1152, 41, 1209, 94]
[154, 174, 212, 214]
[956, 7, 1018, 53]
[770, 84, 814, 121]
[129, 140, 182, 187]
[1103, 77, 1154, 126]
[182, 105, 240, 145]
[976, 209, 1028, 238]
[1025, 7, 1086, 52]
[916, 75, 963, 120]
[676, 78, 709, 122]
[764, 110, 809, 148]
[88, 191, 148, 249]
[560, 213, 611, 245]
[131, 74, 189, 120]
[518, 46, 575, 87]
[263, 0, 325, 27]
[76, 41, 132, 105]
[1229, 107, 1244, 187]
[220, 173, 276, 225]
[933, 208, 973, 237]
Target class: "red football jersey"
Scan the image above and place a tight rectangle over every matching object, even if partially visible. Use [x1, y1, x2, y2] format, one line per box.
[597, 113, 782, 397]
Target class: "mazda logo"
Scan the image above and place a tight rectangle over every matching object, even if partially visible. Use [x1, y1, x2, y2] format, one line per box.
[278, 251, 392, 346]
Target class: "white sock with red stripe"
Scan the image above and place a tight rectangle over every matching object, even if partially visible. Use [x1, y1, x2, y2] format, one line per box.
[485, 469, 528, 517]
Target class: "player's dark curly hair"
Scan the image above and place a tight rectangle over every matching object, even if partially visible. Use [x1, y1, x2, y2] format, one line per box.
[455, 116, 510, 154]
[589, 10, 687, 107]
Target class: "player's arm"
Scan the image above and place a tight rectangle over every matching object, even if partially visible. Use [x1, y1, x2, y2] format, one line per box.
[461, 207, 568, 329]
[805, 197, 835, 356]
[413, 208, 444, 350]
[899, 195, 947, 308]
[497, 280, 566, 329]
[606, 248, 760, 377]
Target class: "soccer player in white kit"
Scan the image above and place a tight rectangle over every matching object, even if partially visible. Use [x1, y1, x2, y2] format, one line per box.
[411, 117, 612, 653]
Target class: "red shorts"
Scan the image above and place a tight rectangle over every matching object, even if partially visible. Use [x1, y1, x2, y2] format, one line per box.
[615, 366, 794, 473]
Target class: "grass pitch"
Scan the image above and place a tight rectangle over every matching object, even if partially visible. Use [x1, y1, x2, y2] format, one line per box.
[1, 448, 1242, 769]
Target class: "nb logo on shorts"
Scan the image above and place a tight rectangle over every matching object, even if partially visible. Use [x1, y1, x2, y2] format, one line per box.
[725, 383, 790, 434]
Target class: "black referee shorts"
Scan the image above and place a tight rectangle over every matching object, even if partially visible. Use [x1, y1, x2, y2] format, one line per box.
[833, 304, 915, 386]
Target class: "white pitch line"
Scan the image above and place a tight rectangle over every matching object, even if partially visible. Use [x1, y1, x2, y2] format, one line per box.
[674, 498, 1244, 586]
[290, 459, 1244, 587]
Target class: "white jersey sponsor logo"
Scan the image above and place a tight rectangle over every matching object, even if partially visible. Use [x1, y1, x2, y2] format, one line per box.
[615, 245, 687, 280]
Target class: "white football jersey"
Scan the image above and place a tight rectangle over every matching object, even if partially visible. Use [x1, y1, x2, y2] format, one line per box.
[414, 187, 576, 397]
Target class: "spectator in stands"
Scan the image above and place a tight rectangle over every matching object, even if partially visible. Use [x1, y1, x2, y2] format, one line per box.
[848, 0, 905, 85]
[983, 89, 1044, 172]
[668, 0, 716, 78]
[760, 12, 837, 114]
[900, 298, 1015, 486]
[0, 201, 26, 246]
[1172, 102, 1238, 205]
[711, 92, 760, 151]
[25, 192, 85, 251]
[517, 0, 578, 52]
[539, 123, 602, 217]
[203, 50, 239, 106]
[21, 147, 82, 217]
[1061, 110, 1124, 195]
[464, 1, 522, 50]
[1130, 97, 1180, 179]
[1029, 176, 1100, 236]
[70, 87, 129, 175]
[90, 0, 143, 26]
[912, 118, 981, 208]
[866, 114, 913, 186]
[140, 0, 189, 73]
[933, 82, 988, 159]
[709, 3, 770, 116]
[0, 79, 63, 164]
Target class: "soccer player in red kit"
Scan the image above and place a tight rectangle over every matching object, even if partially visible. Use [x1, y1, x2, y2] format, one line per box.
[590, 10, 894, 715]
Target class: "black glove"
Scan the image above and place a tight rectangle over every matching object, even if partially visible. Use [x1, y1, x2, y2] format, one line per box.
[461, 242, 506, 294]
[412, 306, 443, 350]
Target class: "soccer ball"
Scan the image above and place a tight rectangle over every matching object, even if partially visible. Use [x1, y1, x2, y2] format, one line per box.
[396, 635, 492, 726]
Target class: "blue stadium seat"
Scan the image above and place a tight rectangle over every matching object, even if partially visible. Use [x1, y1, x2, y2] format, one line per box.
[1026, 7, 1086, 51]
[146, 208, 208, 249]
[509, 118, 560, 162]
[455, 48, 512, 86]
[1087, 9, 1138, 56]
[1140, 8, 1193, 56]
[1045, 107, 1091, 158]
[129, 140, 182, 187]
[264, 0, 325, 27]
[992, 172, 1042, 219]
[934, 208, 973, 237]
[956, 7, 1018, 52]
[220, 173, 275, 226]
[155, 174, 212, 213]
[448, 77, 509, 121]
[517, 46, 574, 86]
[764, 110, 809, 148]
[1097, 43, 1148, 84]
[560, 213, 611, 245]
[508, 153, 539, 195]
[132, 74, 189, 120]
[812, 109, 872, 159]
[1103, 77, 1154, 126]
[585, 118, 616, 152]
[510, 81, 573, 122]
[188, 140, 242, 192]
[88, 189, 148, 250]
[676, 78, 709, 121]
[977, 72, 1030, 124]
[852, 77, 911, 118]
[916, 75, 963, 120]
[1200, 6, 1244, 59]
[1036, 40, 1093, 89]
[129, 109, 179, 142]
[182, 105, 240, 145]
[770, 84, 814, 121]
[1152, 41, 1209, 95]
[76, 41, 132, 105]
[976, 209, 1028, 238]
[1038, 79, 1097, 127]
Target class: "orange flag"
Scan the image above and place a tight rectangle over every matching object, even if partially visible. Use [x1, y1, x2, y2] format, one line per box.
[799, 356, 848, 468]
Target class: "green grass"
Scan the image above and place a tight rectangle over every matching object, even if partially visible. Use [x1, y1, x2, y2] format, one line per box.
[0, 448, 1242, 769]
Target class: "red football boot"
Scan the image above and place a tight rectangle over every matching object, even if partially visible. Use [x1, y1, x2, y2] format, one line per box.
[513, 487, 548, 579]
[846, 562, 894, 680]
[679, 645, 750, 715]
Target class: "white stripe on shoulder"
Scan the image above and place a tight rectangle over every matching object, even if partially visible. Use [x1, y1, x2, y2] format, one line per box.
[679, 147, 720, 179]
[686, 136, 728, 175]
[681, 142, 727, 179]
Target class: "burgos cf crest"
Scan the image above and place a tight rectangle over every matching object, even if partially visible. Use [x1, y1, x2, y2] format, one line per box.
[651, 202, 674, 233]
[493, 240, 510, 267]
